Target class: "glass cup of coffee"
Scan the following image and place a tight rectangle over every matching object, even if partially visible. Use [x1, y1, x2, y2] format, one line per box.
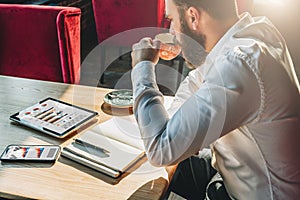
[155, 33, 181, 60]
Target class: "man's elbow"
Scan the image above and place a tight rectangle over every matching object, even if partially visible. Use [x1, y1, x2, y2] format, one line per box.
[146, 151, 178, 167]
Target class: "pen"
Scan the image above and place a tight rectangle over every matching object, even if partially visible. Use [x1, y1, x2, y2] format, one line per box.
[73, 139, 110, 154]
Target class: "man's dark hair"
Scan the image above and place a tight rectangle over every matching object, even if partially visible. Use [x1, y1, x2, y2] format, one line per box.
[172, 0, 238, 20]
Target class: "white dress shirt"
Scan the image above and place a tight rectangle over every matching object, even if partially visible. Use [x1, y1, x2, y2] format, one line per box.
[131, 13, 300, 199]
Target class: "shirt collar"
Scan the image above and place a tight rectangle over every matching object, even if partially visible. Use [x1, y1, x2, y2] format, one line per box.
[206, 13, 253, 63]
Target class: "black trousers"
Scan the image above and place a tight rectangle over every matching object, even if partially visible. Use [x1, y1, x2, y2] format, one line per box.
[164, 150, 231, 200]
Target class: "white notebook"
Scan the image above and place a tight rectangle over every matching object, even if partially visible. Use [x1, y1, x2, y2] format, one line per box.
[61, 96, 174, 178]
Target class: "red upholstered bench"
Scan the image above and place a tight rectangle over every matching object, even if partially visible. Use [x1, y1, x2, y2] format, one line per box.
[0, 4, 81, 84]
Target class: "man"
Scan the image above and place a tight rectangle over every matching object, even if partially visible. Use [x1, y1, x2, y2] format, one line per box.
[131, 0, 300, 199]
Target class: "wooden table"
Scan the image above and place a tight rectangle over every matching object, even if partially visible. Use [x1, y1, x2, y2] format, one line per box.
[0, 75, 172, 200]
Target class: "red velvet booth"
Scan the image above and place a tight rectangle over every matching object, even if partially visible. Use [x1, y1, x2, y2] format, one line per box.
[0, 4, 81, 84]
[90, 0, 174, 85]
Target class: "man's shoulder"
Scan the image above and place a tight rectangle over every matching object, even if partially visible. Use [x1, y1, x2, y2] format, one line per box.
[212, 43, 260, 70]
[201, 43, 264, 87]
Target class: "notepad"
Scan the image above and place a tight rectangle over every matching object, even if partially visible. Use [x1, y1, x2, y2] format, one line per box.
[61, 115, 145, 178]
[61, 96, 174, 178]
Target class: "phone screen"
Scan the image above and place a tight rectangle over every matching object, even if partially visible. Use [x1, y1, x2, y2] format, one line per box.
[0, 145, 60, 162]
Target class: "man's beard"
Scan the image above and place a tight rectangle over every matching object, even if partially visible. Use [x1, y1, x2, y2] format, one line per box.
[178, 13, 208, 69]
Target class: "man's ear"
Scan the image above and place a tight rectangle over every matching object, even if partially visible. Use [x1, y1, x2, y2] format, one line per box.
[186, 7, 200, 31]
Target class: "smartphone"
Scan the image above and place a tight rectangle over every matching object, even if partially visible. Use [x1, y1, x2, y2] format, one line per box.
[0, 144, 61, 162]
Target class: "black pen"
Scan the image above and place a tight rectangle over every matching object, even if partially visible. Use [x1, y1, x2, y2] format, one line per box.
[73, 138, 110, 154]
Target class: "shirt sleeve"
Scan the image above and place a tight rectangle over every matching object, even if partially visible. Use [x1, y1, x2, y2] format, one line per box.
[167, 68, 204, 116]
[131, 52, 261, 167]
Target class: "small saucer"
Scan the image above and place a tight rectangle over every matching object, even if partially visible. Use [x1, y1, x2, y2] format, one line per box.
[103, 89, 133, 108]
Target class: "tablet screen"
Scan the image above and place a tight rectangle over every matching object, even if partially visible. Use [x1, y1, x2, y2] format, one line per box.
[10, 98, 98, 137]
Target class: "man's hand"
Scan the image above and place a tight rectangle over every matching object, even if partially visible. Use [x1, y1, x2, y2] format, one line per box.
[131, 37, 160, 68]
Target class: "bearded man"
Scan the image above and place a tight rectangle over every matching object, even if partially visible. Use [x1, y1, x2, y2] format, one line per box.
[131, 0, 300, 199]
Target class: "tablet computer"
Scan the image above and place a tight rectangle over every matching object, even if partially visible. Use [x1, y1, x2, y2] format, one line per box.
[10, 97, 98, 138]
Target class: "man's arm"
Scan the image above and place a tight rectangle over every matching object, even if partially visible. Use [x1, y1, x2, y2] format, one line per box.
[132, 60, 224, 166]
[167, 68, 205, 116]
[131, 38, 261, 167]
